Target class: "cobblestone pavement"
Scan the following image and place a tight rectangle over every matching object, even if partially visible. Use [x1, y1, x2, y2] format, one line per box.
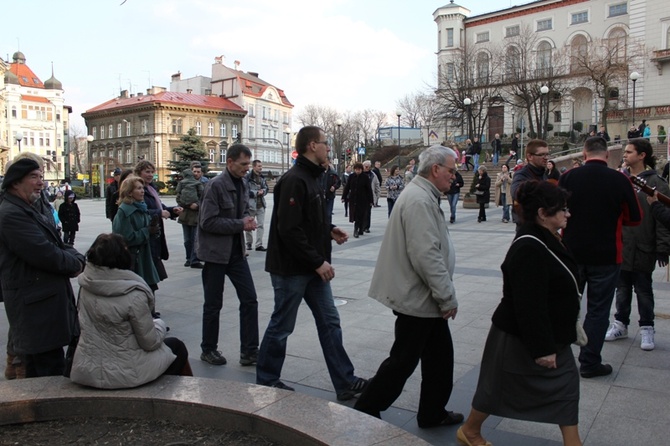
[2, 196, 669, 445]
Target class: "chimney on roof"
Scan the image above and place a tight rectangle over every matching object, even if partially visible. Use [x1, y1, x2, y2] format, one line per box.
[234, 60, 240, 70]
[147, 86, 166, 95]
[187, 89, 193, 94]
[120, 90, 129, 99]
[248, 72, 259, 78]
[137, 92, 143, 97]
[171, 71, 181, 81]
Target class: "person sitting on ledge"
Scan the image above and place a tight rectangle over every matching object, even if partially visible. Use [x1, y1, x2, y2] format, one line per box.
[70, 233, 192, 389]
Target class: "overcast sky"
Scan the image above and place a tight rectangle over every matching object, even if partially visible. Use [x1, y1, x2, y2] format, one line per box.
[3, 0, 532, 130]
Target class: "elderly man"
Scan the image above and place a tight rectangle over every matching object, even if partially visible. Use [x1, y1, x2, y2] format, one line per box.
[354, 145, 462, 428]
[0, 158, 85, 377]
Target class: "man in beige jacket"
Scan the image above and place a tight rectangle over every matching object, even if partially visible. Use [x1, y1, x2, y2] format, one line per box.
[354, 145, 463, 428]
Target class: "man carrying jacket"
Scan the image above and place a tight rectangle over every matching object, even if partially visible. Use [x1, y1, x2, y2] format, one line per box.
[196, 144, 259, 367]
[256, 126, 368, 401]
[245, 160, 269, 252]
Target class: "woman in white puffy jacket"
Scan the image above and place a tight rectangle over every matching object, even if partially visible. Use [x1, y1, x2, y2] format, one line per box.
[70, 233, 191, 389]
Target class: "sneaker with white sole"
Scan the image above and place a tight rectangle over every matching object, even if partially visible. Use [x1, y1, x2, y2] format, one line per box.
[605, 320, 628, 341]
[640, 326, 655, 351]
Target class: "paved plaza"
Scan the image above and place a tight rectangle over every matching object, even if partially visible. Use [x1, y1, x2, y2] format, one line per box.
[2, 195, 670, 445]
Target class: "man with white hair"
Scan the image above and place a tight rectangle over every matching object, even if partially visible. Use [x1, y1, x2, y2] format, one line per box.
[355, 145, 463, 428]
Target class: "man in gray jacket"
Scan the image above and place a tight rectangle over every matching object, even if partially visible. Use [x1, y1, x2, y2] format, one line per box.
[245, 160, 269, 252]
[196, 144, 259, 367]
[354, 145, 463, 428]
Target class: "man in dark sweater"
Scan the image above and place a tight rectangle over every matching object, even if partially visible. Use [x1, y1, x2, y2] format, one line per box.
[510, 139, 549, 225]
[558, 136, 642, 378]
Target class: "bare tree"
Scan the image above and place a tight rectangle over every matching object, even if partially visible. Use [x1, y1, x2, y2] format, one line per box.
[68, 125, 87, 176]
[416, 93, 441, 144]
[569, 35, 645, 131]
[396, 93, 422, 128]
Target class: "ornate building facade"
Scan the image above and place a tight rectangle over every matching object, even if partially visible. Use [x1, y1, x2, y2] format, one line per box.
[434, 0, 670, 144]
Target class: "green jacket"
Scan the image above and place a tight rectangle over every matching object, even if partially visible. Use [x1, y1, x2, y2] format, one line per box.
[113, 202, 159, 286]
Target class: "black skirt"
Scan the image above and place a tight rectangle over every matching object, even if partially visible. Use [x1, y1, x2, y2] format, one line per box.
[472, 325, 579, 426]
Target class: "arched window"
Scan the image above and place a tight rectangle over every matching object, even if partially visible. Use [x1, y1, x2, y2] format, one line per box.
[570, 35, 588, 73]
[536, 41, 552, 78]
[607, 28, 627, 63]
[505, 46, 521, 80]
[476, 52, 490, 85]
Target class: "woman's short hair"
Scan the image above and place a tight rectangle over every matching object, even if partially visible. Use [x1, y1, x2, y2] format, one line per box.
[516, 180, 570, 223]
[390, 165, 398, 176]
[134, 160, 155, 176]
[478, 165, 487, 174]
[118, 175, 144, 204]
[628, 138, 656, 169]
[86, 233, 132, 270]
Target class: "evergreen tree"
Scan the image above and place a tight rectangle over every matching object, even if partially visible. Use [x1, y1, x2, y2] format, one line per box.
[167, 128, 208, 186]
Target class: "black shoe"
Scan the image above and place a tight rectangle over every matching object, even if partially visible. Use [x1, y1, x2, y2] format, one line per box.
[417, 411, 465, 428]
[239, 352, 258, 366]
[449, 218, 455, 224]
[364, 229, 370, 233]
[477, 217, 481, 223]
[246, 244, 252, 251]
[255, 246, 267, 252]
[184, 261, 191, 267]
[190, 262, 204, 269]
[353, 232, 359, 238]
[271, 381, 295, 391]
[580, 363, 613, 378]
[200, 350, 227, 365]
[151, 311, 161, 318]
[337, 377, 369, 401]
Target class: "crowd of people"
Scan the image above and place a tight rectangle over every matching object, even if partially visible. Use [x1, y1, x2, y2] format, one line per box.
[2, 125, 669, 446]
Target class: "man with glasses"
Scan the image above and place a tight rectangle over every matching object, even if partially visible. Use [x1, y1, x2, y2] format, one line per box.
[196, 144, 260, 367]
[257, 126, 369, 401]
[510, 140, 550, 225]
[558, 136, 642, 377]
[355, 145, 463, 428]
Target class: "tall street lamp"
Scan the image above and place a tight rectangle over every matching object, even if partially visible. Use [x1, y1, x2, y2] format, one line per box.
[15, 131, 23, 152]
[87, 135, 95, 198]
[630, 71, 640, 130]
[335, 119, 343, 174]
[283, 128, 291, 173]
[540, 85, 549, 140]
[463, 98, 472, 140]
[395, 109, 402, 148]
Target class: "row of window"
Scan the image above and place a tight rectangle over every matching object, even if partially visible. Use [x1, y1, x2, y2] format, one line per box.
[443, 27, 628, 83]
[444, 2, 628, 48]
[245, 103, 290, 124]
[12, 131, 56, 147]
[91, 145, 285, 166]
[11, 105, 61, 122]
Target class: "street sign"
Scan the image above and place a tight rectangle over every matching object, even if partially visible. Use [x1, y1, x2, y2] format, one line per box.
[357, 147, 366, 155]
[291, 150, 298, 160]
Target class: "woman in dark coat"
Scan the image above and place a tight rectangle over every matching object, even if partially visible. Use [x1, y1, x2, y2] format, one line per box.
[458, 181, 581, 446]
[475, 165, 491, 223]
[133, 161, 182, 285]
[58, 190, 80, 246]
[341, 162, 373, 238]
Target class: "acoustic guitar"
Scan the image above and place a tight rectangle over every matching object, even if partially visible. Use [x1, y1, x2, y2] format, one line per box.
[629, 175, 670, 206]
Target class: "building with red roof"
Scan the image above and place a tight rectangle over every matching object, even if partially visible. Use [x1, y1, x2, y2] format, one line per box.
[82, 86, 247, 183]
[171, 58, 294, 174]
[1, 51, 71, 181]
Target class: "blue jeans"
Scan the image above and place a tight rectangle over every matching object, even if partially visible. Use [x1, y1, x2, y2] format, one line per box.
[500, 193, 510, 221]
[577, 264, 621, 372]
[201, 254, 259, 355]
[615, 270, 655, 327]
[473, 154, 480, 171]
[446, 193, 459, 222]
[182, 224, 199, 264]
[256, 273, 356, 393]
[493, 151, 499, 166]
[387, 198, 396, 218]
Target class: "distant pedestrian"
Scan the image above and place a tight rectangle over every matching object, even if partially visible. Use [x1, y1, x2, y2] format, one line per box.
[176, 167, 204, 268]
[106, 168, 122, 222]
[245, 160, 269, 251]
[384, 165, 404, 217]
[342, 162, 373, 238]
[58, 190, 80, 246]
[475, 166, 491, 223]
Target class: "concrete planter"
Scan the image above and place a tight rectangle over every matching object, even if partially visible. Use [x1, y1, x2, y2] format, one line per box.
[462, 194, 489, 209]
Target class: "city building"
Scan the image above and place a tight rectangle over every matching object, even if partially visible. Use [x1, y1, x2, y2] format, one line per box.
[82, 87, 247, 184]
[1, 51, 71, 180]
[434, 0, 670, 145]
[171, 58, 294, 173]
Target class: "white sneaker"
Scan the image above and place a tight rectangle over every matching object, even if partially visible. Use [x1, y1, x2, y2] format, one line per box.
[640, 326, 655, 351]
[605, 320, 628, 341]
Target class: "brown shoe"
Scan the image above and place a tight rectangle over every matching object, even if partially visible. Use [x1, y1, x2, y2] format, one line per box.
[5, 354, 16, 380]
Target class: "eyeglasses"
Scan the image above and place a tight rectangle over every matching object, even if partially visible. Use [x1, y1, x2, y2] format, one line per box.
[315, 140, 330, 147]
[531, 152, 550, 158]
[438, 164, 457, 175]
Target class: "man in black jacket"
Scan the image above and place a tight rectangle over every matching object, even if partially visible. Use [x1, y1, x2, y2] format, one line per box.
[105, 168, 121, 222]
[510, 139, 549, 225]
[257, 126, 368, 401]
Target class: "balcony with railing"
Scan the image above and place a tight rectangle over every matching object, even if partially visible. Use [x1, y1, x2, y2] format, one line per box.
[651, 48, 670, 74]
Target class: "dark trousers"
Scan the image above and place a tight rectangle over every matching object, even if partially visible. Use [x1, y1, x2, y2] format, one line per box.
[478, 202, 486, 220]
[163, 337, 190, 375]
[62, 231, 76, 245]
[387, 198, 396, 218]
[578, 263, 621, 372]
[615, 270, 655, 327]
[343, 200, 349, 217]
[201, 254, 259, 355]
[354, 312, 455, 426]
[363, 204, 372, 231]
[181, 224, 200, 264]
[24, 347, 65, 378]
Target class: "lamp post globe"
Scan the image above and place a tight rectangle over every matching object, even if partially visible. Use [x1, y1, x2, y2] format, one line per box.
[540, 86, 549, 139]
[463, 98, 472, 140]
[630, 72, 640, 128]
[15, 131, 24, 152]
